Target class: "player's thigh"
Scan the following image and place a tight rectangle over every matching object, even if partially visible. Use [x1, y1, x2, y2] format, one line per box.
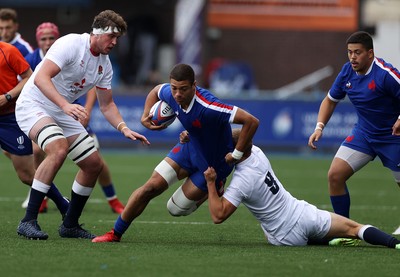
[9, 153, 35, 183]
[181, 177, 208, 201]
[332, 146, 373, 176]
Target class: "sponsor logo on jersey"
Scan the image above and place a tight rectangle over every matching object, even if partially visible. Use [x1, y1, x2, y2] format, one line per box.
[98, 65, 103, 75]
[70, 79, 86, 93]
[346, 81, 352, 88]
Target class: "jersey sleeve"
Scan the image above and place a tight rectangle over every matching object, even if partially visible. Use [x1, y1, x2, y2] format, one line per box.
[223, 174, 251, 207]
[45, 35, 76, 70]
[9, 45, 30, 75]
[95, 58, 113, 90]
[328, 64, 349, 102]
[383, 67, 400, 99]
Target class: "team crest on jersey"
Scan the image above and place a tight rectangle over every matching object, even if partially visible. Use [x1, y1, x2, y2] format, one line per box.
[98, 65, 103, 75]
[70, 79, 86, 93]
[368, 80, 376, 91]
[192, 119, 202, 128]
[17, 136, 25, 150]
[346, 81, 352, 89]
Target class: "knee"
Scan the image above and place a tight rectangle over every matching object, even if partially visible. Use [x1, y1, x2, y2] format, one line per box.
[167, 186, 197, 216]
[16, 168, 34, 186]
[327, 167, 346, 185]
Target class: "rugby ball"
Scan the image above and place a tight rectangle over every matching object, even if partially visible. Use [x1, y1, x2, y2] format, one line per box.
[149, 100, 176, 127]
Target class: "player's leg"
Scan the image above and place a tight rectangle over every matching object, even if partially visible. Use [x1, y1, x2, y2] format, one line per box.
[327, 212, 400, 248]
[59, 132, 101, 239]
[89, 131, 124, 213]
[329, 145, 373, 217]
[17, 117, 68, 240]
[167, 178, 208, 216]
[92, 157, 188, 242]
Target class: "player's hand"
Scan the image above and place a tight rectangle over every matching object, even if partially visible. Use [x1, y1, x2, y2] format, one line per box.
[225, 152, 239, 165]
[80, 113, 91, 128]
[308, 130, 323, 150]
[179, 130, 190, 143]
[121, 128, 150, 145]
[62, 103, 88, 123]
[392, 119, 400, 136]
[141, 113, 166, 131]
[204, 167, 217, 183]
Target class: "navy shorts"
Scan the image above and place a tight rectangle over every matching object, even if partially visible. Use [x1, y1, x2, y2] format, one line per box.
[0, 113, 32, 155]
[167, 141, 233, 192]
[342, 127, 400, 171]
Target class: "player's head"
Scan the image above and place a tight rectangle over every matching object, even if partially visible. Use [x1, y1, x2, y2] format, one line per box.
[169, 64, 196, 108]
[90, 10, 127, 55]
[36, 22, 59, 54]
[346, 31, 374, 75]
[232, 128, 252, 158]
[0, 8, 19, 43]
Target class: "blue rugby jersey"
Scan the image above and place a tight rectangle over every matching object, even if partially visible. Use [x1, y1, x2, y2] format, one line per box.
[158, 84, 237, 168]
[329, 57, 400, 137]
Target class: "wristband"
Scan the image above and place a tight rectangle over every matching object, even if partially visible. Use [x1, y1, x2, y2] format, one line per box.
[120, 126, 129, 132]
[315, 122, 325, 132]
[117, 121, 126, 131]
[231, 149, 244, 160]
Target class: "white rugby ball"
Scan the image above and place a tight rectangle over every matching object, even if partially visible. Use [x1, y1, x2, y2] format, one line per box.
[149, 100, 176, 127]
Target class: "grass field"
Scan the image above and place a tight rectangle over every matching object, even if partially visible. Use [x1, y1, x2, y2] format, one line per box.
[0, 150, 399, 277]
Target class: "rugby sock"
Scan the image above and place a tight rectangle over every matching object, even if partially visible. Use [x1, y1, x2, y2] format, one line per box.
[63, 190, 90, 228]
[330, 186, 350, 218]
[101, 183, 117, 200]
[22, 188, 46, 222]
[46, 183, 69, 214]
[114, 215, 131, 237]
[358, 225, 400, 248]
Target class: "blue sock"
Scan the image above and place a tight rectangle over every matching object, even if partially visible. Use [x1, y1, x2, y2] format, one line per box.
[101, 183, 116, 199]
[46, 183, 69, 214]
[330, 186, 350, 218]
[362, 226, 400, 248]
[22, 188, 46, 222]
[63, 191, 89, 228]
[114, 215, 131, 237]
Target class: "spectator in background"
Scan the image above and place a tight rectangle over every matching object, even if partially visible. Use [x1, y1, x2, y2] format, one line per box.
[0, 8, 33, 56]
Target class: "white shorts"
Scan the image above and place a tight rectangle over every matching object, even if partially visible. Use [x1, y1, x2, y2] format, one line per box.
[263, 202, 331, 246]
[16, 99, 86, 138]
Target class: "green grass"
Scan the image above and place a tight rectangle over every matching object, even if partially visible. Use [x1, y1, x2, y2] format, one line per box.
[0, 150, 399, 277]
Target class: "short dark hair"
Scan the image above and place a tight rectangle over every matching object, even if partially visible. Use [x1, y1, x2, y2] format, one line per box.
[346, 31, 373, 50]
[92, 10, 127, 35]
[0, 8, 18, 23]
[169, 64, 195, 84]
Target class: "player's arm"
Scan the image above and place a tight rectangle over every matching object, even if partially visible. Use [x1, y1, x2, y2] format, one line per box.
[6, 67, 32, 99]
[79, 87, 97, 127]
[226, 108, 259, 164]
[308, 95, 338, 149]
[96, 88, 150, 145]
[141, 84, 164, 130]
[204, 167, 237, 224]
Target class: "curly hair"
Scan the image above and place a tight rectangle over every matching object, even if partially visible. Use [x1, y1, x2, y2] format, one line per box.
[91, 10, 127, 35]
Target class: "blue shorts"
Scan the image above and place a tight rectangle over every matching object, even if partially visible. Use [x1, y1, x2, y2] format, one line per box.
[342, 127, 400, 171]
[167, 142, 233, 192]
[0, 113, 32, 155]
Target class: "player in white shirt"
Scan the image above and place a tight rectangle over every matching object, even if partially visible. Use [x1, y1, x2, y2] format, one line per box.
[15, 10, 150, 240]
[204, 129, 400, 249]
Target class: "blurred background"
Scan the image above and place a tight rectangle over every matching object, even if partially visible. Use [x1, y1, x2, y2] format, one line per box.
[1, 0, 399, 152]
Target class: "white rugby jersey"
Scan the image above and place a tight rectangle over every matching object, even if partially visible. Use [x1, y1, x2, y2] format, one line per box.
[223, 146, 306, 241]
[18, 33, 113, 110]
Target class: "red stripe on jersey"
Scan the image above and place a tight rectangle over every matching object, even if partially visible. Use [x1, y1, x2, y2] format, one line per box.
[376, 58, 400, 80]
[195, 90, 233, 110]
